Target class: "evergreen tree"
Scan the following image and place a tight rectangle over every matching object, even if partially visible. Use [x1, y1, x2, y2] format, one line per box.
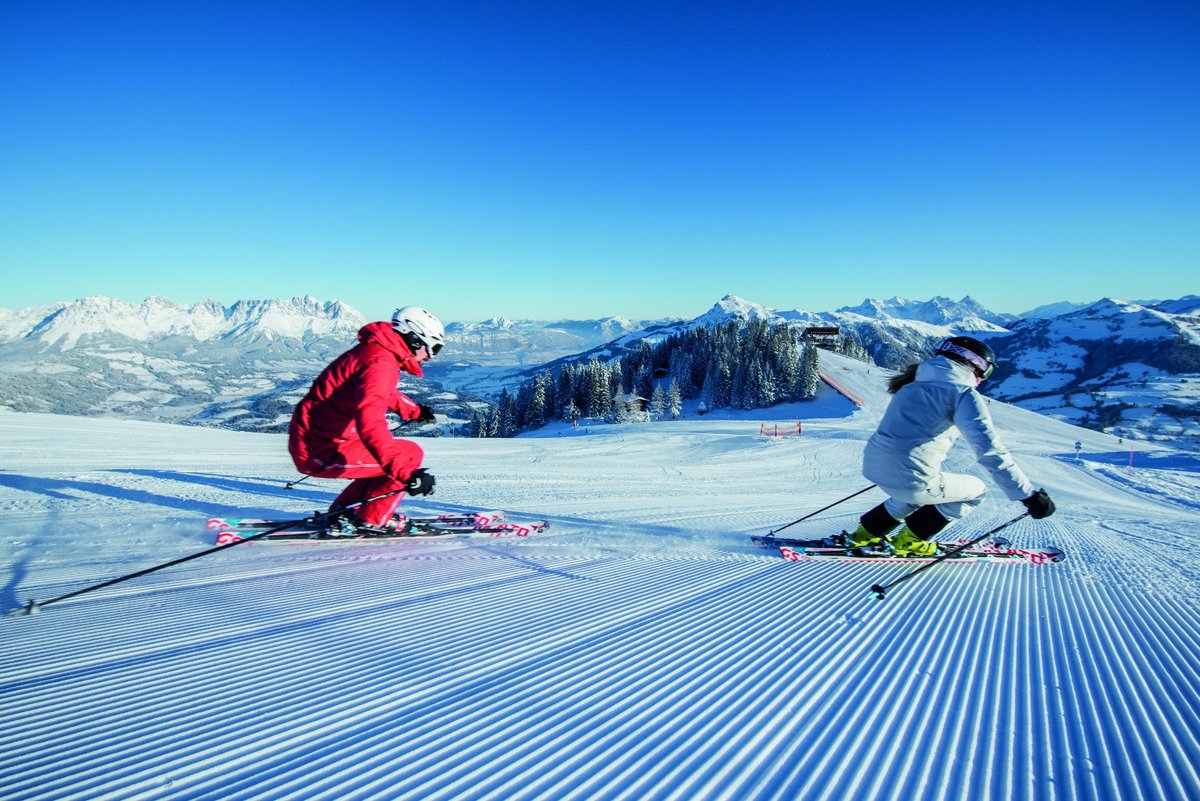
[760, 363, 778, 407]
[800, 343, 820, 399]
[771, 326, 801, 401]
[634, 361, 653, 400]
[515, 381, 534, 431]
[731, 357, 748, 409]
[650, 383, 666, 420]
[667, 378, 683, 418]
[715, 362, 734, 409]
[539, 369, 558, 421]
[483, 313, 841, 434]
[586, 360, 610, 418]
[498, 389, 517, 437]
[839, 335, 871, 362]
[562, 399, 581, 424]
[608, 357, 624, 400]
[529, 375, 546, 429]
[558, 366, 575, 418]
[612, 381, 627, 423]
[668, 348, 693, 397]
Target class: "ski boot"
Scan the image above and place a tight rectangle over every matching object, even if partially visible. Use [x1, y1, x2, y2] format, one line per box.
[843, 523, 883, 550]
[327, 514, 400, 538]
[887, 527, 941, 557]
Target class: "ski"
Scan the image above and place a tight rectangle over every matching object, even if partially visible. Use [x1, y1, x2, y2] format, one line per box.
[210, 510, 508, 532]
[753, 534, 1064, 565]
[751, 533, 847, 549]
[208, 511, 547, 545]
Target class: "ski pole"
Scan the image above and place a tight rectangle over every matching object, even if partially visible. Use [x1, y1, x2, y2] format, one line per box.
[764, 484, 877, 537]
[8, 488, 409, 617]
[870, 512, 1031, 601]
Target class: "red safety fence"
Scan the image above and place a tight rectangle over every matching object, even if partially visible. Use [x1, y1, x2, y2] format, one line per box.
[760, 421, 803, 437]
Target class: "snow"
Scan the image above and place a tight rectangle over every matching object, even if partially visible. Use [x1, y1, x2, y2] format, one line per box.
[835, 296, 1011, 332]
[1018, 300, 1094, 319]
[1046, 300, 1176, 343]
[2, 353, 1200, 800]
[4, 296, 366, 351]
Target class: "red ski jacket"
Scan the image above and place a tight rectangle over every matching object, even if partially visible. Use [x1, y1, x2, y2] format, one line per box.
[288, 321, 425, 481]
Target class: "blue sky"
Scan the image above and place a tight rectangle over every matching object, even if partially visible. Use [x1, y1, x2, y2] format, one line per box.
[2, 1, 1197, 323]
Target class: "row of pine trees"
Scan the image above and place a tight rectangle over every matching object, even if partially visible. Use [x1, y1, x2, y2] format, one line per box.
[467, 320, 825, 437]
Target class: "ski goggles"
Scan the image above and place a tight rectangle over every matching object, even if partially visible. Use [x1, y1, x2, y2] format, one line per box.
[403, 333, 443, 358]
[938, 342, 994, 380]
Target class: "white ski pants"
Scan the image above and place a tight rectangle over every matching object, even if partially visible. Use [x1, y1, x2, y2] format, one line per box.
[880, 472, 988, 523]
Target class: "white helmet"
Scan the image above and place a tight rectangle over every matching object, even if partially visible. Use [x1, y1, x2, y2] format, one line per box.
[392, 306, 445, 357]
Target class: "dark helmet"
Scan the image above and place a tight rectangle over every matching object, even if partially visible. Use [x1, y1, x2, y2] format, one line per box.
[936, 336, 996, 380]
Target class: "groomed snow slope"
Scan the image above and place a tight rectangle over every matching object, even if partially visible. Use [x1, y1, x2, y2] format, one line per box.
[2, 352, 1199, 800]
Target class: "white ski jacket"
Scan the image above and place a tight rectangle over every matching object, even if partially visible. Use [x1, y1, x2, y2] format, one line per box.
[862, 356, 1035, 501]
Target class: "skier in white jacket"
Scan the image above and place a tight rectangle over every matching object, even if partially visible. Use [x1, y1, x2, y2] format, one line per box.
[846, 336, 1056, 556]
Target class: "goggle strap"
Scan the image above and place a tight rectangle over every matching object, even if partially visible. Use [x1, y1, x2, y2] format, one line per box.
[939, 342, 993, 378]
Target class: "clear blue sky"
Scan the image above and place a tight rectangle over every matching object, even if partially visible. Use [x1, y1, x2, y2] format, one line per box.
[2, 1, 1197, 323]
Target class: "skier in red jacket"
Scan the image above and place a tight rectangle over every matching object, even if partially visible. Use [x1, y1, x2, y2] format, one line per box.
[288, 306, 446, 534]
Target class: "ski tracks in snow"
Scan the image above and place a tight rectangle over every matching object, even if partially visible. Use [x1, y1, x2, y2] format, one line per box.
[2, 409, 1200, 800]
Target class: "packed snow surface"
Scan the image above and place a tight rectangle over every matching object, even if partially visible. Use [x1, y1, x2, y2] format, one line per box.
[2, 353, 1199, 800]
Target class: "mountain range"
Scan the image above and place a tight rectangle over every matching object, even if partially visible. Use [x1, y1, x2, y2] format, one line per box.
[1, 293, 1197, 444]
[644, 294, 1199, 443]
[444, 315, 667, 366]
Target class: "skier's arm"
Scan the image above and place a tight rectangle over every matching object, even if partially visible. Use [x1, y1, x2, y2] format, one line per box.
[354, 358, 423, 479]
[954, 391, 1036, 501]
[389, 391, 423, 421]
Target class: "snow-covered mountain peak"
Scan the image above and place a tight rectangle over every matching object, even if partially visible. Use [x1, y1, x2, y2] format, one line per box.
[1020, 300, 1095, 319]
[3, 295, 367, 350]
[1153, 295, 1200, 315]
[693, 295, 778, 327]
[2, 292, 1197, 443]
[222, 297, 366, 341]
[837, 295, 1011, 331]
[1053, 298, 1183, 342]
[27, 295, 193, 348]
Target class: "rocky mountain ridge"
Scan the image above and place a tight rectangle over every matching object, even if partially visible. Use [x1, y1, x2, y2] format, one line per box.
[1, 293, 1196, 443]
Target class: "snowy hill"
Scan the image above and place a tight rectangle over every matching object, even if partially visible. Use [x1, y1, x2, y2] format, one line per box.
[985, 298, 1200, 442]
[1154, 294, 1200, 315]
[2, 351, 1199, 800]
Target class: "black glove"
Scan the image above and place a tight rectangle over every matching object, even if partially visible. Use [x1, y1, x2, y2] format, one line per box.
[1021, 489, 1055, 519]
[416, 404, 436, 424]
[405, 468, 436, 496]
